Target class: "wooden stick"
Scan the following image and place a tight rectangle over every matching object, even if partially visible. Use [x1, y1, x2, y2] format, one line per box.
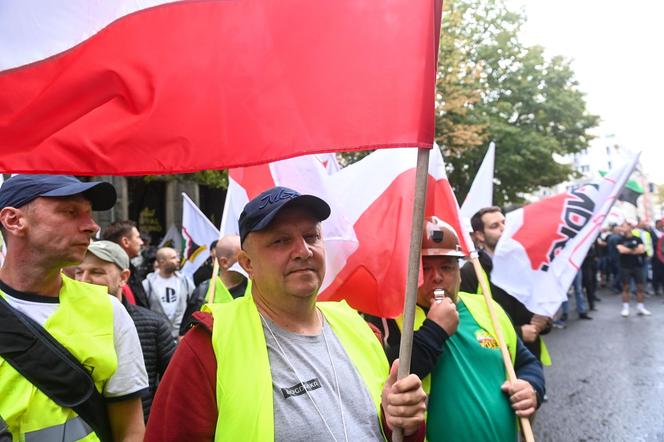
[393, 148, 430, 442]
[206, 254, 220, 304]
[470, 254, 535, 442]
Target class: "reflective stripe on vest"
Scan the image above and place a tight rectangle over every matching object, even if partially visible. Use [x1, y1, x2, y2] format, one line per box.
[24, 416, 92, 442]
[0, 275, 117, 441]
[203, 295, 388, 441]
[205, 277, 252, 304]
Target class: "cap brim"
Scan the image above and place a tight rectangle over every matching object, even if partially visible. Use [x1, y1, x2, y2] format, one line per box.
[251, 194, 331, 234]
[42, 181, 117, 211]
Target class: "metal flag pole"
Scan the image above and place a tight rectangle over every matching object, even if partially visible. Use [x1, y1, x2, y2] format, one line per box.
[392, 147, 430, 442]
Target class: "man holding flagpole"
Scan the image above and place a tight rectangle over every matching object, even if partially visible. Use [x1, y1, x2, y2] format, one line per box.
[367, 217, 544, 441]
[460, 206, 553, 364]
[146, 187, 427, 441]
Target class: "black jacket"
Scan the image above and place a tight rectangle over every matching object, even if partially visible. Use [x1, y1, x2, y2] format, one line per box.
[122, 298, 176, 421]
[127, 264, 149, 308]
[460, 249, 550, 360]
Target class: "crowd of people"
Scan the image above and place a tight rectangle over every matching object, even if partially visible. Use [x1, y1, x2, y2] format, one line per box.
[553, 218, 663, 327]
[0, 173, 657, 441]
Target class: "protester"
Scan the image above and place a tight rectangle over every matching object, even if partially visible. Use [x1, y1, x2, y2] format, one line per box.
[102, 220, 149, 307]
[75, 240, 176, 421]
[180, 235, 251, 335]
[142, 247, 195, 338]
[369, 217, 544, 441]
[634, 219, 655, 295]
[460, 206, 553, 363]
[0, 175, 147, 441]
[581, 242, 601, 311]
[607, 224, 624, 293]
[193, 240, 218, 287]
[146, 186, 427, 441]
[653, 219, 664, 296]
[617, 220, 651, 317]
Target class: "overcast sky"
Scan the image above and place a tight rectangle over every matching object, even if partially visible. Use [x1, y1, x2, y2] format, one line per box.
[508, 0, 664, 183]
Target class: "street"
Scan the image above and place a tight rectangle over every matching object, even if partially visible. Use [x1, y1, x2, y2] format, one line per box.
[534, 288, 664, 441]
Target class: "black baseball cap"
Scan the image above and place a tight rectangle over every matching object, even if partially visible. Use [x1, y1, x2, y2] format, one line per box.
[238, 186, 330, 244]
[0, 174, 117, 211]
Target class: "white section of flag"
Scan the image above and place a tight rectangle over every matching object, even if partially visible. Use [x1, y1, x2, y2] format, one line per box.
[0, 0, 178, 70]
[180, 193, 219, 278]
[158, 223, 184, 251]
[461, 141, 495, 219]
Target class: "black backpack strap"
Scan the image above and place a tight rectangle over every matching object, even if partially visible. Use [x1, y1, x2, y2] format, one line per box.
[0, 296, 113, 442]
[0, 415, 11, 442]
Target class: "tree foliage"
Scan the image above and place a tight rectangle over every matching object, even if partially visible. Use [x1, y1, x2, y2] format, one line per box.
[439, 0, 599, 205]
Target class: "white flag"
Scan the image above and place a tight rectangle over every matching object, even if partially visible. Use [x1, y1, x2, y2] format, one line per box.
[180, 193, 219, 278]
[461, 141, 495, 219]
[158, 223, 184, 252]
[492, 153, 640, 316]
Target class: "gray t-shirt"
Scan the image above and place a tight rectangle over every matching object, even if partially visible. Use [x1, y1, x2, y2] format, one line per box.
[261, 314, 384, 442]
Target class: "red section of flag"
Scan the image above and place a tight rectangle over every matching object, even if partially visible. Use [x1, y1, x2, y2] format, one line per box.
[229, 164, 275, 200]
[0, 0, 441, 175]
[512, 193, 569, 270]
[318, 169, 416, 318]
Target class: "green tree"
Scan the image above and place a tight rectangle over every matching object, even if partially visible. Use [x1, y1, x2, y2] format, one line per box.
[439, 0, 599, 206]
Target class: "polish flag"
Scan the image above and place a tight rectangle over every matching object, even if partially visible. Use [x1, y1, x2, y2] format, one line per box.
[492, 153, 640, 316]
[0, 0, 441, 175]
[221, 148, 472, 318]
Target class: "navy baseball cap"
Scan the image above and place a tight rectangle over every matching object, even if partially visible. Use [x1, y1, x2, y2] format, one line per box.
[239, 186, 330, 244]
[0, 174, 117, 211]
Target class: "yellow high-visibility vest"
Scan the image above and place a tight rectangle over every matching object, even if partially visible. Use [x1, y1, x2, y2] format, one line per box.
[0, 276, 117, 442]
[204, 295, 388, 441]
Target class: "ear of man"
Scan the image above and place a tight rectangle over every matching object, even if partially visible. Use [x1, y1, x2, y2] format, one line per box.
[119, 269, 131, 286]
[0, 207, 28, 238]
[237, 250, 253, 278]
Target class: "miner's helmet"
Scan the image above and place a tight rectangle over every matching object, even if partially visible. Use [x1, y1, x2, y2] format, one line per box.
[422, 216, 466, 257]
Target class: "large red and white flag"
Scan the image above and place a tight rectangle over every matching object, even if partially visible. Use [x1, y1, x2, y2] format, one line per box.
[221, 148, 472, 318]
[492, 154, 640, 316]
[0, 0, 441, 175]
[219, 154, 359, 292]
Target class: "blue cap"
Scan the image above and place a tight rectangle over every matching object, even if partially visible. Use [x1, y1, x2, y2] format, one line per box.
[0, 174, 117, 211]
[238, 186, 330, 244]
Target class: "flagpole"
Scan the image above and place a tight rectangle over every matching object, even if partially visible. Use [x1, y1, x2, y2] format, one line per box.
[206, 255, 220, 304]
[393, 147, 430, 442]
[469, 253, 535, 442]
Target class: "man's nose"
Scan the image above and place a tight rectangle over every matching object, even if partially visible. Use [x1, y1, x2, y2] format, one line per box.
[81, 215, 99, 235]
[431, 267, 445, 283]
[292, 236, 313, 259]
[79, 271, 92, 284]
